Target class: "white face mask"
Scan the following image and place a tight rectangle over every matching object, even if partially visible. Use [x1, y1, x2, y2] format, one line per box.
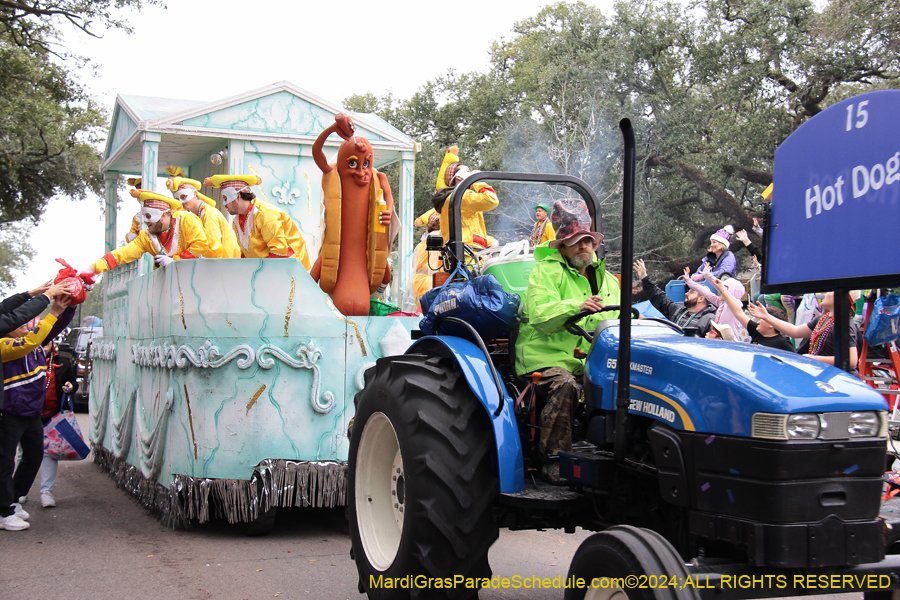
[221, 186, 247, 204]
[174, 188, 196, 203]
[142, 207, 165, 223]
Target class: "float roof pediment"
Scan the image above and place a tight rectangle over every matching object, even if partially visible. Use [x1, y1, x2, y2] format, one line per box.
[102, 81, 416, 174]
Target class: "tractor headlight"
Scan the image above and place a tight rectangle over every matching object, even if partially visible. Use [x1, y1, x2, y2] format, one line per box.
[786, 413, 820, 439]
[848, 412, 880, 437]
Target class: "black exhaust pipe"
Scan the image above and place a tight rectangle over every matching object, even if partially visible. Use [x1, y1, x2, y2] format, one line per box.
[615, 119, 636, 463]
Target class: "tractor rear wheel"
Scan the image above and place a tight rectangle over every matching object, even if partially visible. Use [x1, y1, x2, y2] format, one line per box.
[564, 526, 699, 600]
[349, 354, 499, 599]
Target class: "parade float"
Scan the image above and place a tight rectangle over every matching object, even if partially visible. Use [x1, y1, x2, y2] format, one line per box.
[90, 82, 419, 530]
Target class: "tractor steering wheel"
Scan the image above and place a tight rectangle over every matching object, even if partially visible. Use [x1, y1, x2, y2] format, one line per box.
[564, 305, 640, 342]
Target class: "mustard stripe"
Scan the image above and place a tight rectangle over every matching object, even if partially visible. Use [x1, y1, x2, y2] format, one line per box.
[631, 384, 695, 431]
[4, 365, 46, 384]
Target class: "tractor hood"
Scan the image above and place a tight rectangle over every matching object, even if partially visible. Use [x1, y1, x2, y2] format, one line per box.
[586, 323, 887, 436]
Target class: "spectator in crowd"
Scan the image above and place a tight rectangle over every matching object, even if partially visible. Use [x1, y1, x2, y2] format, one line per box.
[733, 222, 763, 264]
[0, 296, 75, 531]
[634, 259, 716, 337]
[516, 199, 620, 484]
[711, 277, 795, 352]
[748, 291, 860, 373]
[683, 265, 750, 342]
[0, 279, 74, 410]
[35, 338, 78, 508]
[530, 203, 556, 247]
[708, 322, 735, 340]
[692, 225, 737, 280]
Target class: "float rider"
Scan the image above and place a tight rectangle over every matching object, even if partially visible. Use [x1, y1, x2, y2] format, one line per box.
[515, 199, 620, 484]
[124, 176, 143, 244]
[204, 175, 311, 269]
[418, 146, 499, 250]
[86, 190, 212, 274]
[166, 174, 240, 258]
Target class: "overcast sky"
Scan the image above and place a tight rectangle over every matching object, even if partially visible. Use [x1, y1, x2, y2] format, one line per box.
[22, 0, 617, 292]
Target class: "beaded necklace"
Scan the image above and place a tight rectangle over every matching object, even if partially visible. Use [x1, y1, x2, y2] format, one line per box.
[530, 219, 548, 246]
[808, 313, 834, 355]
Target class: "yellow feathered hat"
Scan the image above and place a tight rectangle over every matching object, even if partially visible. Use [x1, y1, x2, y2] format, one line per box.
[166, 177, 216, 207]
[204, 174, 261, 205]
[203, 174, 261, 189]
[129, 188, 182, 211]
[435, 146, 459, 191]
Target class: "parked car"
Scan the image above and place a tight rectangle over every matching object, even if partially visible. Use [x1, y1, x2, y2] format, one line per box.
[65, 326, 103, 412]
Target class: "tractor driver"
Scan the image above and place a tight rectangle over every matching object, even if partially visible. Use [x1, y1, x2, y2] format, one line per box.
[514, 199, 620, 484]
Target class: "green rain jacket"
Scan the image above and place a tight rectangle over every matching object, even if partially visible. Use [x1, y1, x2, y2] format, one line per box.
[515, 244, 621, 377]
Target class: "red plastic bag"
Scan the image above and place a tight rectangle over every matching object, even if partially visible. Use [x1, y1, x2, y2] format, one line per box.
[54, 258, 95, 305]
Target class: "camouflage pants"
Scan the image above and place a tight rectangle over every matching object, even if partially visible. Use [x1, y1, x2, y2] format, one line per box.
[536, 367, 580, 457]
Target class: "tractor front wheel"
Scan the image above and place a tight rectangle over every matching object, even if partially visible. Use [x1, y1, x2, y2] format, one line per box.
[349, 354, 499, 599]
[564, 526, 699, 600]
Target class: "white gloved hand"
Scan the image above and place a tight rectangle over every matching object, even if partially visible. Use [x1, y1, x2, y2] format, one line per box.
[125, 232, 138, 243]
[155, 254, 174, 267]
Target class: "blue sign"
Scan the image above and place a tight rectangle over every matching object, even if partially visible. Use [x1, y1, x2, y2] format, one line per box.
[766, 90, 900, 291]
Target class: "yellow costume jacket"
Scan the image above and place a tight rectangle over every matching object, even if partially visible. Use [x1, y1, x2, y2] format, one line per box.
[93, 211, 211, 273]
[198, 203, 240, 258]
[126, 213, 140, 242]
[233, 199, 311, 269]
[437, 183, 499, 248]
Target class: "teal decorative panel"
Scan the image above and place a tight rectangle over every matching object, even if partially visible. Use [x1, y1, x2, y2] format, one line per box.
[107, 108, 136, 158]
[181, 91, 387, 141]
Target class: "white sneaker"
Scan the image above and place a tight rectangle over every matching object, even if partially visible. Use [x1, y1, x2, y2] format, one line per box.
[41, 492, 56, 508]
[13, 503, 29, 520]
[0, 514, 30, 530]
[17, 495, 26, 504]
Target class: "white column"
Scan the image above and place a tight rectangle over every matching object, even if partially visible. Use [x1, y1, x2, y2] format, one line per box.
[139, 132, 161, 275]
[397, 151, 417, 300]
[103, 171, 119, 253]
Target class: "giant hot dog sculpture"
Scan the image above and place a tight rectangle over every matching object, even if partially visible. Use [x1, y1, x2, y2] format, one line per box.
[309, 114, 393, 316]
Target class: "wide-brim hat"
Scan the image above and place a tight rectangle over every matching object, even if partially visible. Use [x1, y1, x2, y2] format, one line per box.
[547, 198, 603, 249]
[167, 177, 216, 206]
[129, 188, 182, 211]
[203, 174, 262, 189]
[710, 321, 735, 340]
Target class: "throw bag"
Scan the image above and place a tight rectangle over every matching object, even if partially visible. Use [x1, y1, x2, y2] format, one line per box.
[419, 273, 520, 341]
[866, 294, 900, 347]
[43, 394, 90, 461]
[54, 258, 95, 305]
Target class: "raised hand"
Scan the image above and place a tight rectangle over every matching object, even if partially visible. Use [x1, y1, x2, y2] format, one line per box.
[633, 259, 647, 280]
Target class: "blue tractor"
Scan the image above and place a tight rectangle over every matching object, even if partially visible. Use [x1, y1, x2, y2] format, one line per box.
[347, 120, 899, 599]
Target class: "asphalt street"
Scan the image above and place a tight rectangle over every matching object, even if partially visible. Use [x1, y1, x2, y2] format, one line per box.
[0, 414, 592, 600]
[0, 414, 866, 600]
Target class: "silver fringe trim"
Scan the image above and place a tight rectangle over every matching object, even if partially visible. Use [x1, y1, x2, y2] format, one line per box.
[92, 446, 347, 529]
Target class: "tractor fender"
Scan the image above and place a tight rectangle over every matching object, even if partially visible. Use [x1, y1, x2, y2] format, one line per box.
[409, 336, 524, 493]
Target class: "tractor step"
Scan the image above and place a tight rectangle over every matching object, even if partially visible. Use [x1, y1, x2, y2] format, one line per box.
[499, 482, 585, 509]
